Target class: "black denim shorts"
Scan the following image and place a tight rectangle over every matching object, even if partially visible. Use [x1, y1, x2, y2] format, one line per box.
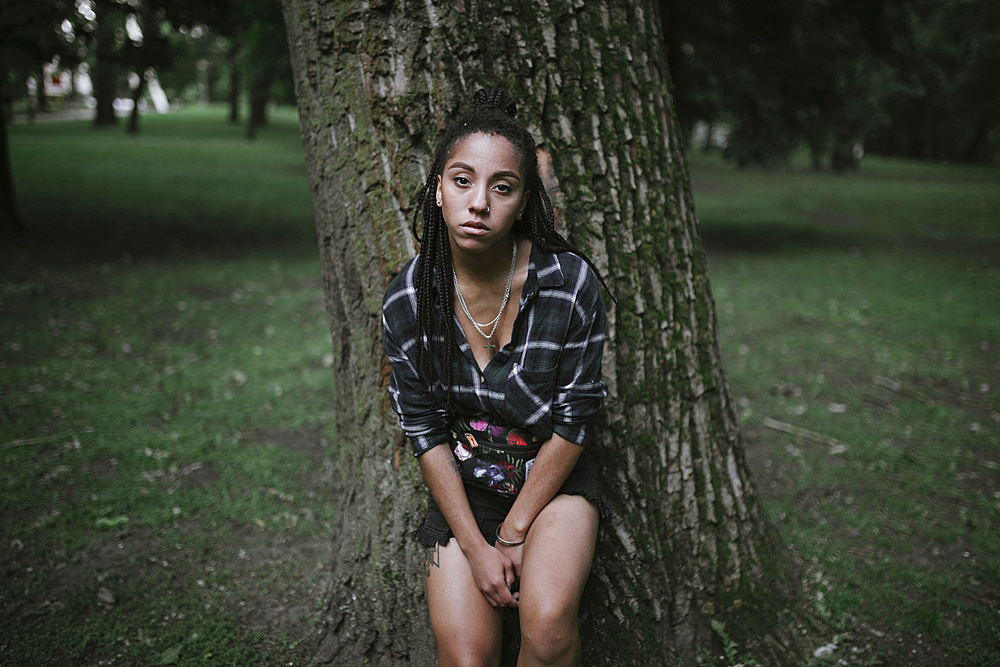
[412, 450, 612, 548]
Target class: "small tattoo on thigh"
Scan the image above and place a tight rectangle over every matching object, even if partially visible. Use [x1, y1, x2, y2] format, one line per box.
[425, 542, 440, 576]
[448, 459, 461, 476]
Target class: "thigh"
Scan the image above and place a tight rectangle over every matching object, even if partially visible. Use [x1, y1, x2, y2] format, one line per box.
[426, 538, 504, 667]
[518, 495, 600, 623]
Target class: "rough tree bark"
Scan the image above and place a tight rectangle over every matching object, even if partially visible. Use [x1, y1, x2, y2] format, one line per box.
[282, 0, 822, 664]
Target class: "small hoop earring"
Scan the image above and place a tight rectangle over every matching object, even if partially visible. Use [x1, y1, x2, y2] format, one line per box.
[487, 206, 490, 213]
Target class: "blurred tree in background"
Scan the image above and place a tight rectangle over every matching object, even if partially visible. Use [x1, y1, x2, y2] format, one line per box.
[1, 0, 293, 228]
[866, 0, 1000, 163]
[4, 0, 996, 169]
[0, 0, 292, 133]
[663, 0, 1000, 168]
[1, 0, 78, 228]
[238, 0, 292, 139]
[2, 0, 996, 230]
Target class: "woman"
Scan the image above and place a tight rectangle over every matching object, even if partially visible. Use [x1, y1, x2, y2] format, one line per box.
[382, 88, 612, 667]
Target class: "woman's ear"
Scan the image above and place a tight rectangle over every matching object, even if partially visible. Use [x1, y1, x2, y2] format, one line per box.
[518, 190, 531, 219]
[436, 175, 443, 207]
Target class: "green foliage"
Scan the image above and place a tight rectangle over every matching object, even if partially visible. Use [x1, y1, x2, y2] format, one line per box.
[867, 0, 1000, 163]
[711, 619, 761, 667]
[665, 0, 1000, 167]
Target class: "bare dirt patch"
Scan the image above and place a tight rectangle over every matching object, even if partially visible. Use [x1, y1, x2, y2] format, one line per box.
[151, 461, 222, 491]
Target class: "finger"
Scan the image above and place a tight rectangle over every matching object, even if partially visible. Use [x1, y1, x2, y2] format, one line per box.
[484, 580, 505, 607]
[483, 575, 511, 607]
[497, 552, 515, 583]
[492, 581, 516, 609]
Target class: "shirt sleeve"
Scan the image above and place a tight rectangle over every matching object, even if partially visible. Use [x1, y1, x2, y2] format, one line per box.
[381, 264, 452, 458]
[550, 260, 608, 447]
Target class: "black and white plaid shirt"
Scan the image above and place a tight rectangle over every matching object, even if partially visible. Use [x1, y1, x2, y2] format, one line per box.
[382, 246, 608, 458]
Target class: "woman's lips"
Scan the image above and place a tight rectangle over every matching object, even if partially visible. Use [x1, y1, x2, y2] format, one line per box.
[461, 221, 489, 235]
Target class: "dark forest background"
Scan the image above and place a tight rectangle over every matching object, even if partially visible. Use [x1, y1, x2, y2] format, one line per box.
[3, 0, 999, 170]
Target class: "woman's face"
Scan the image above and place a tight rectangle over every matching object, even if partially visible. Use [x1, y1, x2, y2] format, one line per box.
[436, 132, 530, 258]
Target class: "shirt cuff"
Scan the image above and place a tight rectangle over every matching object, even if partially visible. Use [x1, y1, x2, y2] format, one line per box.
[552, 422, 592, 448]
[410, 430, 452, 457]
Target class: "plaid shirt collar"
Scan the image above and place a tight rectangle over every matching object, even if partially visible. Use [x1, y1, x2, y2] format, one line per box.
[430, 243, 566, 308]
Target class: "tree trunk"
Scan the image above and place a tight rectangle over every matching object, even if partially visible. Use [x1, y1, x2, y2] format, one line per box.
[92, 61, 118, 127]
[127, 70, 147, 136]
[92, 8, 119, 130]
[206, 57, 219, 103]
[1, 117, 21, 232]
[228, 44, 241, 124]
[246, 69, 272, 139]
[282, 0, 822, 663]
[805, 125, 827, 171]
[23, 70, 35, 123]
[0, 62, 22, 232]
[35, 63, 47, 113]
[92, 51, 118, 127]
[831, 134, 859, 173]
[961, 112, 991, 164]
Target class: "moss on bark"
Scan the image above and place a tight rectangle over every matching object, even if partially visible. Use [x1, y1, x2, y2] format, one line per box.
[282, 0, 824, 663]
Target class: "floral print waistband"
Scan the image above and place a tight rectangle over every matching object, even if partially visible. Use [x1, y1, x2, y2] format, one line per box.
[450, 416, 543, 497]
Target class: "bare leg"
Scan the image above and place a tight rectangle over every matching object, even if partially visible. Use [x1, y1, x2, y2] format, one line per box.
[426, 538, 505, 667]
[517, 495, 600, 667]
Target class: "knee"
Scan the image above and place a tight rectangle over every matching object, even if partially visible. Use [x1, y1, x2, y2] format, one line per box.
[519, 605, 578, 665]
[437, 640, 501, 667]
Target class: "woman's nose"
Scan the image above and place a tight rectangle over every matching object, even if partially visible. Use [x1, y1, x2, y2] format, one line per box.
[469, 185, 489, 214]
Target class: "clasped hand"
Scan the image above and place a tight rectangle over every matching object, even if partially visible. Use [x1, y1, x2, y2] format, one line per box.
[468, 542, 521, 608]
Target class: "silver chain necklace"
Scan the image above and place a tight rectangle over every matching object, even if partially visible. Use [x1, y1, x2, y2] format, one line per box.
[453, 239, 517, 358]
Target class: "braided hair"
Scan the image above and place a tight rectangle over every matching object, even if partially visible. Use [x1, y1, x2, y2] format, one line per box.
[411, 87, 615, 409]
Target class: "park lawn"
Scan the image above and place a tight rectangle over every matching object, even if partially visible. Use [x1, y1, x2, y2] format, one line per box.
[3, 106, 334, 666]
[691, 150, 1000, 666]
[1, 106, 998, 665]
[7, 104, 316, 256]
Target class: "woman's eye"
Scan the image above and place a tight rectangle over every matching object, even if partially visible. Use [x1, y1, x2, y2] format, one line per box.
[454, 176, 470, 186]
[496, 183, 511, 194]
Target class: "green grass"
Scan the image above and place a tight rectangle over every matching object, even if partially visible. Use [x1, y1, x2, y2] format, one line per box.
[694, 151, 1000, 251]
[8, 104, 315, 256]
[692, 150, 1000, 665]
[3, 107, 999, 665]
[3, 105, 332, 665]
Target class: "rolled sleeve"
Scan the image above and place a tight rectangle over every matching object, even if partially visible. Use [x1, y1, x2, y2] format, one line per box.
[550, 262, 608, 446]
[381, 262, 451, 457]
